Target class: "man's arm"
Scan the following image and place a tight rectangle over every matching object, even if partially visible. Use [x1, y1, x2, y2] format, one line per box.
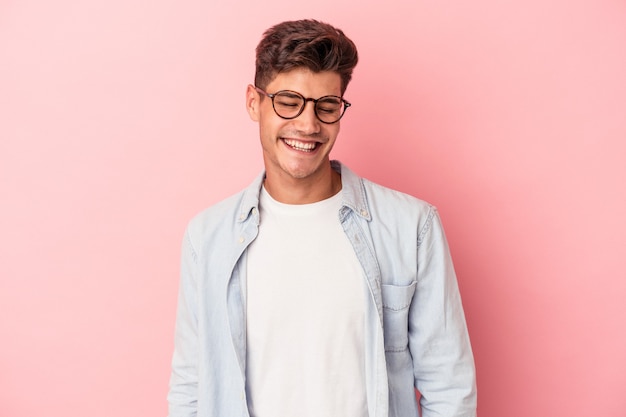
[167, 229, 200, 417]
[409, 208, 477, 417]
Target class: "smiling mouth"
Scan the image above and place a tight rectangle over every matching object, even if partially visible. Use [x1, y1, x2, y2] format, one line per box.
[283, 138, 319, 152]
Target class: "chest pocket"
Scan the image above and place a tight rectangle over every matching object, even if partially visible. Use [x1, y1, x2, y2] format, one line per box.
[381, 282, 417, 352]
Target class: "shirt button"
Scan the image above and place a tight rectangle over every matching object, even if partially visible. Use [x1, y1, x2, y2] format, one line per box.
[361, 209, 368, 217]
[238, 236, 245, 243]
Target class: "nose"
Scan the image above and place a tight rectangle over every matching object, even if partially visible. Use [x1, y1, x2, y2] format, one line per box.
[293, 100, 321, 135]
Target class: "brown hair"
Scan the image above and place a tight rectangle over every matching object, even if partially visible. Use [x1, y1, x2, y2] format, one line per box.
[254, 19, 358, 95]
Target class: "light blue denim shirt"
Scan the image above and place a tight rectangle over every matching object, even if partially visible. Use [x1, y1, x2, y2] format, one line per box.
[168, 161, 477, 417]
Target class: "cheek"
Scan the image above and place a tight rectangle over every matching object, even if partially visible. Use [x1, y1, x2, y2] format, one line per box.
[326, 124, 340, 141]
[334, 123, 341, 136]
[259, 117, 284, 141]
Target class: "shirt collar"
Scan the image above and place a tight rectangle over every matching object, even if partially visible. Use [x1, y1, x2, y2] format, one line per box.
[236, 160, 372, 223]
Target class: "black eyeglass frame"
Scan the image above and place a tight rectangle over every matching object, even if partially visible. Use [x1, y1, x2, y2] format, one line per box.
[255, 87, 351, 124]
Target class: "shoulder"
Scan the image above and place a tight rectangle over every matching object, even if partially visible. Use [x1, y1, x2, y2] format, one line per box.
[183, 191, 243, 252]
[185, 171, 264, 245]
[188, 191, 245, 231]
[361, 177, 433, 213]
[338, 161, 434, 218]
[337, 161, 437, 234]
[361, 178, 438, 242]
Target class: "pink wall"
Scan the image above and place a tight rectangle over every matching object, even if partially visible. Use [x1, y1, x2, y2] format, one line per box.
[1, 1, 625, 416]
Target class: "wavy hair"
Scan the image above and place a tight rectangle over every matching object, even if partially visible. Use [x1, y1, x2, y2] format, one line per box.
[254, 19, 359, 95]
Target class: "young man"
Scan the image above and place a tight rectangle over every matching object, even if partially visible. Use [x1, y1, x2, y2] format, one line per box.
[168, 19, 476, 417]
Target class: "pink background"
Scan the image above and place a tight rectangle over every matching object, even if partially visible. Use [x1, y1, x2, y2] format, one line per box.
[1, 1, 625, 416]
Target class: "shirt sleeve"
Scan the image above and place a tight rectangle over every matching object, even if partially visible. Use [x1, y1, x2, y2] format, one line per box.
[167, 229, 200, 417]
[409, 207, 477, 417]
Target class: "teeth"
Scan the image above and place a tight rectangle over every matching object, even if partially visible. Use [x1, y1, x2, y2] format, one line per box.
[284, 138, 316, 152]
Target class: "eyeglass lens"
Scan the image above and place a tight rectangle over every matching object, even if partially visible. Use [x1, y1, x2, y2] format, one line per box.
[272, 91, 345, 123]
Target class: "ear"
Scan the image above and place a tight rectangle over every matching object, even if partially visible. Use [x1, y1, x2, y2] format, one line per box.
[246, 84, 260, 122]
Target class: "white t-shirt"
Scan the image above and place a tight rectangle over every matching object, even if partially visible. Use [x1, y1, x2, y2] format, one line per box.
[245, 187, 368, 417]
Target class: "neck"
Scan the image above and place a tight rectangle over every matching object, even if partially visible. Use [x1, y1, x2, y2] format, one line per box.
[263, 165, 342, 205]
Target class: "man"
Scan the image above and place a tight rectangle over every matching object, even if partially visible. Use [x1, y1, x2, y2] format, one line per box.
[168, 19, 476, 417]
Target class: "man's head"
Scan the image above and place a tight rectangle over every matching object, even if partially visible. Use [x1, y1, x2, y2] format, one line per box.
[246, 20, 358, 203]
[254, 19, 358, 95]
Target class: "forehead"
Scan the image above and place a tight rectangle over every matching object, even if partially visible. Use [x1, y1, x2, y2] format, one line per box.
[266, 68, 342, 97]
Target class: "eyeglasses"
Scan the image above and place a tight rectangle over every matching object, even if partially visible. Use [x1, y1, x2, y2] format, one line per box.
[255, 87, 351, 124]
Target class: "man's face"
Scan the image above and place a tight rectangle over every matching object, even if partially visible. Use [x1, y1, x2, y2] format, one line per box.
[246, 68, 343, 185]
